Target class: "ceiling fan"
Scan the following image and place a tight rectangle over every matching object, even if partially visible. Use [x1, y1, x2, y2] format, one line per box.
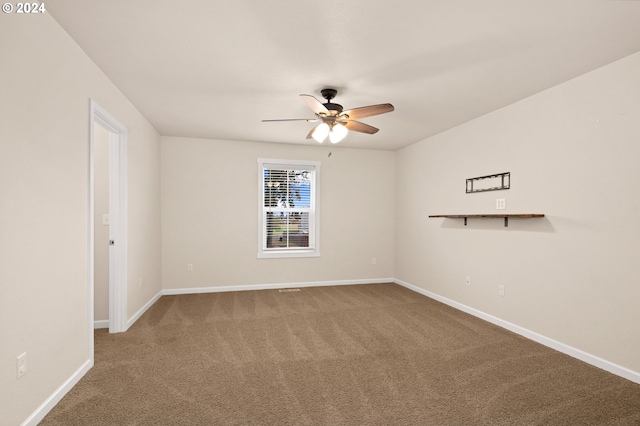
[262, 88, 394, 144]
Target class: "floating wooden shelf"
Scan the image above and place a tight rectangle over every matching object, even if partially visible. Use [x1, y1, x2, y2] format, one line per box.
[429, 214, 545, 227]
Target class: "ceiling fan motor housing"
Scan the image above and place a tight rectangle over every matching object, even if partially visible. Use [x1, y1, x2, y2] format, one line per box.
[323, 103, 343, 114]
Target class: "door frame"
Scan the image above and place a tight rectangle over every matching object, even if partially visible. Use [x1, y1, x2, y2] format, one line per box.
[89, 99, 128, 348]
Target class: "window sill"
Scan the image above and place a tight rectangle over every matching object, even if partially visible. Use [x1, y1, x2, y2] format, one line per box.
[257, 249, 320, 259]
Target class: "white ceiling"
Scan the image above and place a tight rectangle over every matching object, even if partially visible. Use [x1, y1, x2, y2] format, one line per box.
[47, 1, 640, 151]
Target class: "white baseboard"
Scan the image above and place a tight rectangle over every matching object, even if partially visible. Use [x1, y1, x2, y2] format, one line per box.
[162, 278, 395, 295]
[126, 290, 163, 329]
[95, 290, 162, 331]
[20, 359, 92, 426]
[93, 320, 109, 329]
[394, 278, 640, 385]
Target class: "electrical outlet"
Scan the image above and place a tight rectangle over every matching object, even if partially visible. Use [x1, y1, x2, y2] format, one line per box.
[496, 199, 506, 210]
[465, 276, 471, 286]
[17, 353, 27, 379]
[102, 213, 110, 225]
[498, 285, 505, 297]
[187, 264, 193, 272]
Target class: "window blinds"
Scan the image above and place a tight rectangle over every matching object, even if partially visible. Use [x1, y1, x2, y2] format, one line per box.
[262, 164, 315, 251]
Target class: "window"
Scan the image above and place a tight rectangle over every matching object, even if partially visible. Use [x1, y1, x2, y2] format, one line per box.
[258, 159, 320, 258]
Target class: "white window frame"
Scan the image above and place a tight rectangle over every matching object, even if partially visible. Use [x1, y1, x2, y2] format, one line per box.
[257, 158, 320, 258]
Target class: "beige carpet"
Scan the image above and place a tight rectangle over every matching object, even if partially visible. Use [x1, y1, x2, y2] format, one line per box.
[41, 283, 640, 425]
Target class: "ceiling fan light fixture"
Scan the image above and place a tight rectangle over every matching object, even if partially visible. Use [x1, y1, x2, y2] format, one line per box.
[329, 123, 348, 143]
[312, 122, 330, 143]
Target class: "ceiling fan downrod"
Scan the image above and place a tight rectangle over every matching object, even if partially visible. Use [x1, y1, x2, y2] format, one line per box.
[320, 88, 343, 114]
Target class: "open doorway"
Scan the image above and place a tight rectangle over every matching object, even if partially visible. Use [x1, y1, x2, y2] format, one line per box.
[89, 100, 128, 352]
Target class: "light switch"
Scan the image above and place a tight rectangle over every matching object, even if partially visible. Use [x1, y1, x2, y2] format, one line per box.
[17, 352, 27, 378]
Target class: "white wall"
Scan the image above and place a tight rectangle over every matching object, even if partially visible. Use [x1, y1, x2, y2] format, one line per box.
[161, 137, 395, 290]
[124, 101, 162, 321]
[396, 52, 640, 374]
[0, 13, 161, 425]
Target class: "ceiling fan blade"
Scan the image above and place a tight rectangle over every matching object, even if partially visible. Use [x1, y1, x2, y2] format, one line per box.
[305, 123, 322, 139]
[343, 120, 379, 134]
[262, 118, 318, 122]
[300, 94, 329, 115]
[342, 103, 394, 120]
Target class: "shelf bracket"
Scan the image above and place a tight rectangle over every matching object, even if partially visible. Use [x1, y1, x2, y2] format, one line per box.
[505, 217, 508, 227]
